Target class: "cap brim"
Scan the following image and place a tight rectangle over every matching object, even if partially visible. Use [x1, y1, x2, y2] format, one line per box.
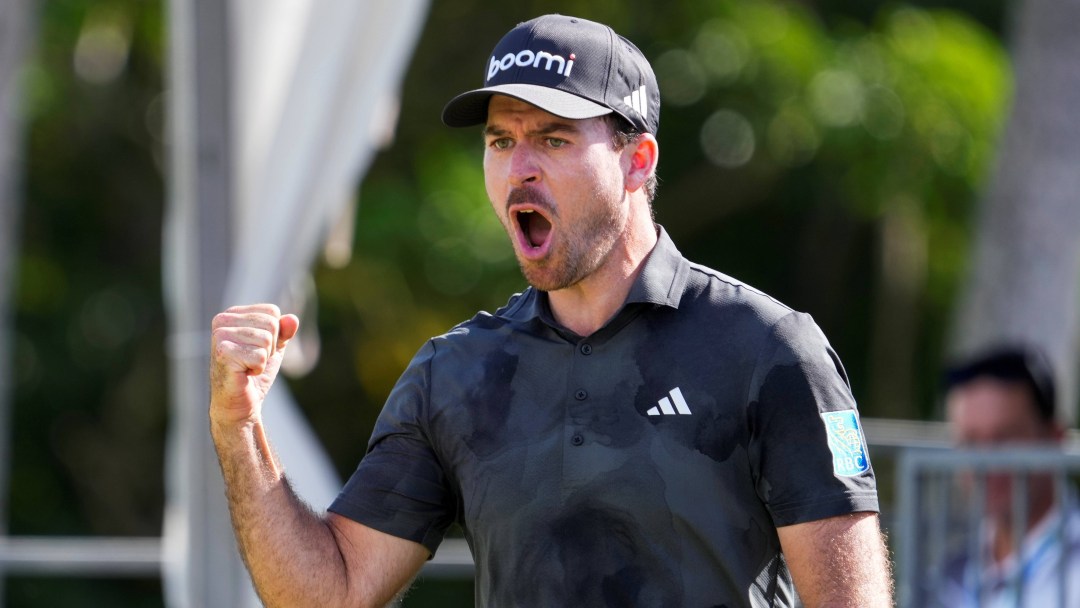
[442, 84, 613, 127]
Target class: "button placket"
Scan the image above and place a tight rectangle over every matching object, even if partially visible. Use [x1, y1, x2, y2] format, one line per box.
[567, 341, 597, 451]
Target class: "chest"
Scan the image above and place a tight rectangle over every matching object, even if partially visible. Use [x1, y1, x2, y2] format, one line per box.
[427, 325, 758, 533]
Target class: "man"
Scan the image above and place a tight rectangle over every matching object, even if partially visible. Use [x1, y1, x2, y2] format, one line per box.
[210, 14, 893, 607]
[930, 346, 1080, 607]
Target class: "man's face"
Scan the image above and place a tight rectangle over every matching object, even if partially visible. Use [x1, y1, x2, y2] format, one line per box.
[946, 377, 1059, 521]
[946, 378, 1050, 447]
[483, 95, 631, 292]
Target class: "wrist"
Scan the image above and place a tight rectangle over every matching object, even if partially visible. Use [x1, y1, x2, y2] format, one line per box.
[210, 411, 284, 484]
[209, 406, 260, 446]
[209, 394, 261, 428]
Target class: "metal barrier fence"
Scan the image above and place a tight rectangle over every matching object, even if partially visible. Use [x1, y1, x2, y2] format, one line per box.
[0, 535, 473, 582]
[895, 447, 1080, 608]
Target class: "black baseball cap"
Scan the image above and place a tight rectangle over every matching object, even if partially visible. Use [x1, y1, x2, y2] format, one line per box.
[442, 14, 660, 135]
[943, 345, 1057, 422]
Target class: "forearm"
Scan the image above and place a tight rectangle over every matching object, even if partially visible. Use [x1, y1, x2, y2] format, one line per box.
[812, 518, 893, 607]
[779, 512, 894, 607]
[211, 418, 351, 607]
[207, 306, 425, 605]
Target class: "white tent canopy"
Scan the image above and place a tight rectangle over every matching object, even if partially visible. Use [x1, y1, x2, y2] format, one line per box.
[163, 1, 428, 604]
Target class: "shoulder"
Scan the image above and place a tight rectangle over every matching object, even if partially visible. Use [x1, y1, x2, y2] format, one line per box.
[427, 289, 535, 353]
[677, 261, 848, 390]
[677, 261, 829, 358]
[681, 260, 797, 326]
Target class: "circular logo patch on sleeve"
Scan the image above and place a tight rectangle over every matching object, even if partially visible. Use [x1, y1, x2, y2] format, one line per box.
[819, 410, 871, 477]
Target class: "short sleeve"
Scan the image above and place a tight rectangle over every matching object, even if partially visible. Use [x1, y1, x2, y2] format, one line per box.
[746, 312, 879, 527]
[328, 341, 458, 556]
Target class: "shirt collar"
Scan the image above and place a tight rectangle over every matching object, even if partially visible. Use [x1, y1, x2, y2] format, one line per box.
[500, 225, 689, 327]
[625, 225, 689, 309]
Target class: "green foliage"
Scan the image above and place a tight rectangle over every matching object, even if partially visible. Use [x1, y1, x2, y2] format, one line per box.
[7, 0, 165, 605]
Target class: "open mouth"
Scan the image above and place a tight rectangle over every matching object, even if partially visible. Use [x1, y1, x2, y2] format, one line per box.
[517, 209, 552, 249]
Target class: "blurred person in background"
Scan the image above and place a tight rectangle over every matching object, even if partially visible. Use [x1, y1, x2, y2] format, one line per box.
[932, 345, 1080, 607]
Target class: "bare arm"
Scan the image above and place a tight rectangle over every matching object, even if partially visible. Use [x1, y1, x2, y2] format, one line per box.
[210, 304, 428, 607]
[777, 511, 894, 608]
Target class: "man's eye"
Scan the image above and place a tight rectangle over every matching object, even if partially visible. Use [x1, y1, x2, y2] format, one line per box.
[546, 138, 567, 148]
[490, 138, 512, 150]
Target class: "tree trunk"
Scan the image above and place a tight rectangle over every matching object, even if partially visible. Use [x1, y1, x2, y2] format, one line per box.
[869, 196, 927, 419]
[950, 0, 1080, 424]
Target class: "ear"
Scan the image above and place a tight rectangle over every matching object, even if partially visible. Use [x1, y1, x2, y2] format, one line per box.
[624, 133, 658, 194]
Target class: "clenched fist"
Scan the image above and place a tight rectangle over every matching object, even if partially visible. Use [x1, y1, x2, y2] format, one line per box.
[210, 304, 299, 428]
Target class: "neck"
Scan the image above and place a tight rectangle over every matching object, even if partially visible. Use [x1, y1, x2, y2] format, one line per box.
[989, 491, 1058, 563]
[548, 215, 658, 337]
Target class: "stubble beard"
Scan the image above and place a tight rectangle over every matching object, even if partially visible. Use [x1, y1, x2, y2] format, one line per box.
[509, 185, 624, 293]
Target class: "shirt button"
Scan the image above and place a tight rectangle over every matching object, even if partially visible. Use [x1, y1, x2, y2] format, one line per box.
[571, 434, 584, 446]
[575, 389, 588, 400]
[580, 343, 593, 355]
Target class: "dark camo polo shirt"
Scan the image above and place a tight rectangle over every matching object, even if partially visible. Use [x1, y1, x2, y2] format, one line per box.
[329, 228, 879, 607]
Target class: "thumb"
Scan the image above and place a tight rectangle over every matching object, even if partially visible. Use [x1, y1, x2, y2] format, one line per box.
[275, 313, 301, 353]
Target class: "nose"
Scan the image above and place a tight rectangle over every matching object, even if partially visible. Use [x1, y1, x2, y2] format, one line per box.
[509, 143, 540, 187]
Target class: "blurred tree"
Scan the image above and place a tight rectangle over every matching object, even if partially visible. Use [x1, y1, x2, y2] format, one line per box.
[6, 0, 166, 605]
[1, 0, 36, 604]
[950, 0, 1080, 423]
[812, 0, 1007, 32]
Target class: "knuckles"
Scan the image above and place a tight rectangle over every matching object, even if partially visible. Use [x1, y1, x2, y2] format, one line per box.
[223, 303, 281, 317]
[211, 314, 278, 344]
[209, 306, 283, 370]
[210, 327, 272, 364]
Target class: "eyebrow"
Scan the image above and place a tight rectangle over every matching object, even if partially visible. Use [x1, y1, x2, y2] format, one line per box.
[484, 121, 581, 138]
